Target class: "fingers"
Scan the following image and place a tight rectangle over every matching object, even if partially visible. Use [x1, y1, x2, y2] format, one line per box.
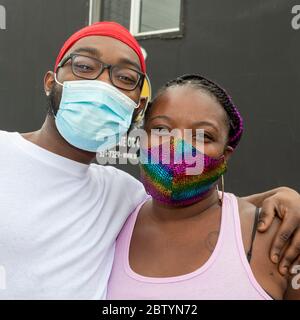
[270, 218, 297, 265]
[278, 230, 300, 275]
[257, 198, 277, 232]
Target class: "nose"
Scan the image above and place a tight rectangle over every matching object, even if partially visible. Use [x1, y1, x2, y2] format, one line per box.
[96, 66, 112, 85]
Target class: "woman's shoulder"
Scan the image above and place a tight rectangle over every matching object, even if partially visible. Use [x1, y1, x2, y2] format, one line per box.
[236, 197, 258, 259]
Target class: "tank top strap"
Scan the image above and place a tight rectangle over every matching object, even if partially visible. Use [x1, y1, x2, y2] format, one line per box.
[218, 192, 241, 244]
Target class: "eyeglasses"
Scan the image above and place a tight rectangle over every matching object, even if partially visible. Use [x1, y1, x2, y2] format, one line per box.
[57, 53, 145, 91]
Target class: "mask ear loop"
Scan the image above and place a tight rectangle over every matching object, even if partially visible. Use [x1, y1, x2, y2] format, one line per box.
[54, 73, 63, 86]
[216, 175, 225, 206]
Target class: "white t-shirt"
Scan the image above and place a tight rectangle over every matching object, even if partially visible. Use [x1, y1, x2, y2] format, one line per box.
[0, 131, 147, 299]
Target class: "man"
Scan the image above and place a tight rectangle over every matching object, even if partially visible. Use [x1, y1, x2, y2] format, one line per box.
[0, 22, 299, 299]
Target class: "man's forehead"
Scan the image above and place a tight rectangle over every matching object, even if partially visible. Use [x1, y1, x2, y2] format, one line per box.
[63, 35, 141, 70]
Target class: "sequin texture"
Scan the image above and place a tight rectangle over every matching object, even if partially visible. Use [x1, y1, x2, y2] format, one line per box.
[140, 139, 227, 206]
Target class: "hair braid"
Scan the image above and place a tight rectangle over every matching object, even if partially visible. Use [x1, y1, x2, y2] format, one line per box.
[146, 74, 244, 149]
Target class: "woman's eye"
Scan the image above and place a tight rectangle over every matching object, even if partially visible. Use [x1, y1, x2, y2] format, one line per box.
[204, 134, 213, 142]
[194, 133, 213, 142]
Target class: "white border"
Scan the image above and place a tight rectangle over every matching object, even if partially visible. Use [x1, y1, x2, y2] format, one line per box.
[89, 0, 93, 25]
[89, 0, 180, 37]
[133, 27, 180, 37]
[130, 0, 141, 34]
[0, 5, 6, 30]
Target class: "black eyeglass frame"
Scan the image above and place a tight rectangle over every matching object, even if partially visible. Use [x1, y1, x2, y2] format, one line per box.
[57, 53, 145, 91]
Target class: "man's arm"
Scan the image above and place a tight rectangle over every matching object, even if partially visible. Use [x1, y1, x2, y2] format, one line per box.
[283, 265, 300, 300]
[241, 187, 300, 276]
[242, 187, 286, 208]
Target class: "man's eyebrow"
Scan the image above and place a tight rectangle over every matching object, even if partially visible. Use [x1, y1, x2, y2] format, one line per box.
[118, 58, 141, 72]
[71, 47, 100, 57]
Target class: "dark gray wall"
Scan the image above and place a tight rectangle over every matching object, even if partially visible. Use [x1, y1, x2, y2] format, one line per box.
[0, 0, 299, 196]
[0, 0, 89, 132]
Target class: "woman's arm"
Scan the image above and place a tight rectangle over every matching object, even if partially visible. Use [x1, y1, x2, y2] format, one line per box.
[241, 187, 300, 275]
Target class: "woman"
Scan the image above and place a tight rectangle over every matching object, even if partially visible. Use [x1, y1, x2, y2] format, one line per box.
[107, 74, 299, 299]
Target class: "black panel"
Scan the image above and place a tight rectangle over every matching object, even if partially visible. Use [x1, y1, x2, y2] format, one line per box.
[0, 0, 89, 132]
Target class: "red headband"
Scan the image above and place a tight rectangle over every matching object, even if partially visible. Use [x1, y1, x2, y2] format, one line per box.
[54, 21, 146, 73]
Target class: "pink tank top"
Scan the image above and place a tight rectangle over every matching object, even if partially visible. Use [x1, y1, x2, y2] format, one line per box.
[107, 192, 271, 300]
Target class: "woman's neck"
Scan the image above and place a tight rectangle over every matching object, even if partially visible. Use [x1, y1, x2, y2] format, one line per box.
[150, 189, 221, 222]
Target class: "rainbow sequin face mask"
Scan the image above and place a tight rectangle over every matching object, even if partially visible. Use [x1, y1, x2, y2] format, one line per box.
[139, 139, 227, 207]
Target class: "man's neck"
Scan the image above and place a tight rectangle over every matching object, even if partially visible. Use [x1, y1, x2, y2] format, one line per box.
[22, 116, 96, 165]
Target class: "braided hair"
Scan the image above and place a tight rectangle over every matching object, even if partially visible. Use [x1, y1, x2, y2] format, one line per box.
[144, 74, 244, 149]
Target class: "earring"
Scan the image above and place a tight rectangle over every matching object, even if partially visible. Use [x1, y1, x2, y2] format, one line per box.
[216, 175, 225, 205]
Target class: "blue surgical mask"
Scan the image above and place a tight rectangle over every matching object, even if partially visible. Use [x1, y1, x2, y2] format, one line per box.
[54, 74, 138, 152]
